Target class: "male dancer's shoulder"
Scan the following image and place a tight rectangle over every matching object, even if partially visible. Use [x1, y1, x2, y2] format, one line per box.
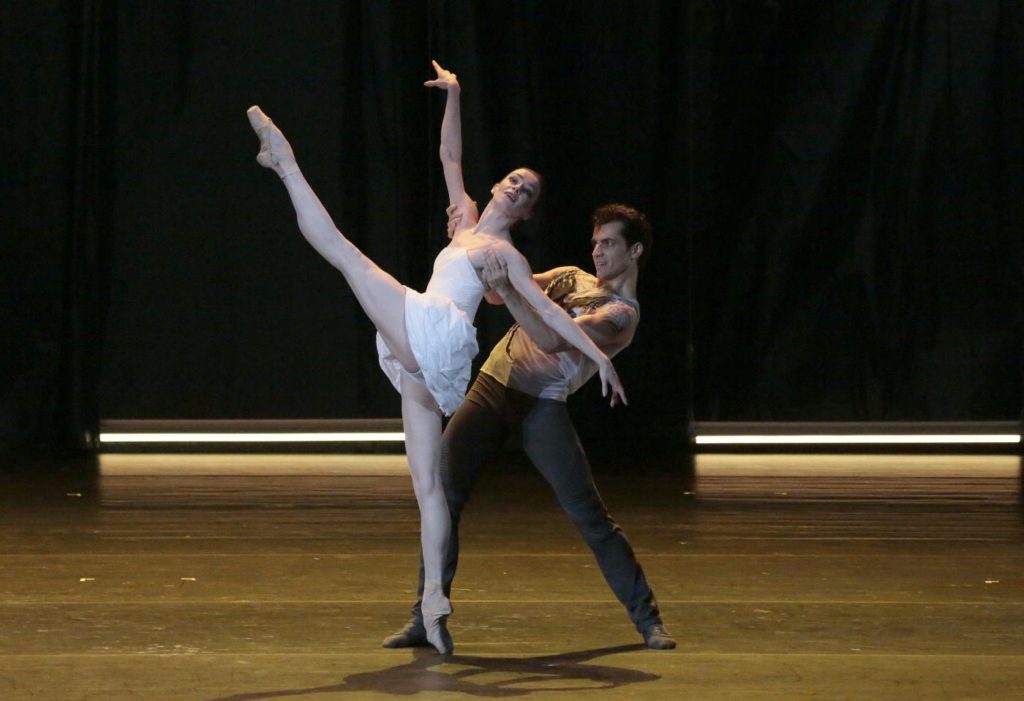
[543, 267, 587, 302]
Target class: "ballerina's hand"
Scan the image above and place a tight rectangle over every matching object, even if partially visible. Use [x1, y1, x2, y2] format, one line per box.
[424, 60, 460, 92]
[598, 357, 628, 408]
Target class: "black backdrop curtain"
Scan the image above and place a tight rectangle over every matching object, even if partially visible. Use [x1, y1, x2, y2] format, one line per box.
[2, 1, 115, 447]
[697, 0, 1023, 421]
[1, 1, 1020, 449]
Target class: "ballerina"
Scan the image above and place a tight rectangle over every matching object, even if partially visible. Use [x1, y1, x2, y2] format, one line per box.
[247, 60, 625, 654]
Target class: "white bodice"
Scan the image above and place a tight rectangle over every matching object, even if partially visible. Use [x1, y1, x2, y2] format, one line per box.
[424, 245, 485, 321]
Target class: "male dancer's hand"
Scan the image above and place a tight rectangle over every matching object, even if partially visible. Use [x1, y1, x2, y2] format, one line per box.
[446, 204, 461, 237]
[482, 249, 513, 296]
[445, 201, 477, 238]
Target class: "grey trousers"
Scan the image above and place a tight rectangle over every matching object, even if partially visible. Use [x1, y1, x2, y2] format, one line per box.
[412, 371, 662, 633]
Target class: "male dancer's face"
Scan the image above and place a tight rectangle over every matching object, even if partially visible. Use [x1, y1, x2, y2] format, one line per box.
[591, 222, 635, 282]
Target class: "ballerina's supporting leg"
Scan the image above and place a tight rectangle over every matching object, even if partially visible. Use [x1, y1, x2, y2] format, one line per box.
[400, 375, 453, 654]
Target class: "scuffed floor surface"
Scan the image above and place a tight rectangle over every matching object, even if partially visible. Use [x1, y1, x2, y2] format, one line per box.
[1, 452, 1022, 700]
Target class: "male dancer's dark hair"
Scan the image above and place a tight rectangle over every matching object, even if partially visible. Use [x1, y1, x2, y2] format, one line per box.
[591, 204, 652, 269]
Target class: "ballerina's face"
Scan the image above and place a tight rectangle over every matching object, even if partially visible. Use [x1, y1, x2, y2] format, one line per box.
[491, 168, 541, 220]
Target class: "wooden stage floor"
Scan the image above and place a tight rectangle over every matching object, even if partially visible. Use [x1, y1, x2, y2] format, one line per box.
[1, 451, 1022, 700]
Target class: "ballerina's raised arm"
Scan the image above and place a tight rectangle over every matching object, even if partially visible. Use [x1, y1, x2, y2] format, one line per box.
[424, 60, 626, 406]
[424, 60, 478, 234]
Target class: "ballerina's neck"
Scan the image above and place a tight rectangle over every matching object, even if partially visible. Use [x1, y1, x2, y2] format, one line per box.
[474, 206, 515, 238]
[452, 227, 510, 250]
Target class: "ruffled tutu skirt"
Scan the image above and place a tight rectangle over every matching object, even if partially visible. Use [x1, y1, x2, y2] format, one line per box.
[375, 287, 478, 416]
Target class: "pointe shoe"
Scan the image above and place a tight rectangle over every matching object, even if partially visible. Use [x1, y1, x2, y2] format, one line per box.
[421, 583, 454, 654]
[381, 616, 453, 651]
[381, 618, 429, 648]
[246, 105, 298, 178]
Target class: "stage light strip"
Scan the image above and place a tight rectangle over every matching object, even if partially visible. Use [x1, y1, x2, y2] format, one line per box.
[99, 432, 405, 444]
[99, 432, 1021, 446]
[694, 434, 1020, 445]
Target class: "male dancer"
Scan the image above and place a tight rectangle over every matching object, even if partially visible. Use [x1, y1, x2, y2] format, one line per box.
[384, 204, 675, 651]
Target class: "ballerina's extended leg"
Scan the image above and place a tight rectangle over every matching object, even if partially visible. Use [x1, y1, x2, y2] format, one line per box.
[247, 105, 299, 178]
[245, 106, 417, 371]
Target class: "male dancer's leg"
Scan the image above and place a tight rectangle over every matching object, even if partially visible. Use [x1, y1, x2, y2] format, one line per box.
[520, 398, 663, 633]
[434, 373, 511, 597]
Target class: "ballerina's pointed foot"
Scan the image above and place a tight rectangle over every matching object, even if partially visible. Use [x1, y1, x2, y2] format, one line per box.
[422, 584, 454, 654]
[246, 105, 298, 177]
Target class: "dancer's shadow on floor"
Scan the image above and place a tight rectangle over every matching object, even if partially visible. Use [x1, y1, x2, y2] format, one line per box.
[207, 643, 658, 700]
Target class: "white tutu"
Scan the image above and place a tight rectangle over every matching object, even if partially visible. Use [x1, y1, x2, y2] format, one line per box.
[376, 287, 479, 416]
